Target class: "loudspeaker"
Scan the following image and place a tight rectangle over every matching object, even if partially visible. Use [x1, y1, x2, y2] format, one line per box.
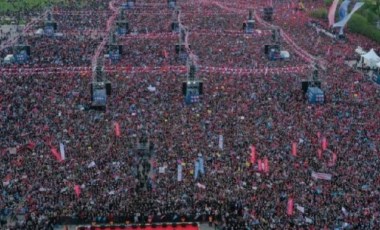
[198, 82, 203, 95]
[119, 45, 123, 55]
[25, 46, 31, 56]
[175, 44, 184, 54]
[171, 22, 179, 32]
[302, 81, 321, 93]
[106, 82, 112, 96]
[313, 69, 318, 80]
[90, 83, 93, 99]
[182, 82, 187, 95]
[264, 45, 269, 54]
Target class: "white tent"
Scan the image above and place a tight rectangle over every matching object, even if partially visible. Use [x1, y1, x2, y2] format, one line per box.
[35, 28, 44, 35]
[377, 62, 380, 68]
[4, 54, 14, 64]
[360, 49, 380, 69]
[280, 51, 290, 59]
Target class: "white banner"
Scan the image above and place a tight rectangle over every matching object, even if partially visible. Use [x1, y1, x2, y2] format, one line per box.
[87, 161, 96, 168]
[296, 204, 305, 213]
[196, 182, 206, 189]
[159, 167, 165, 174]
[218, 135, 224, 150]
[312, 172, 332, 181]
[177, 164, 183, 182]
[59, 143, 65, 160]
[333, 2, 364, 34]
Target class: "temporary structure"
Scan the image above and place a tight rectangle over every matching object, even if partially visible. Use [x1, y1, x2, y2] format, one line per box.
[360, 49, 380, 69]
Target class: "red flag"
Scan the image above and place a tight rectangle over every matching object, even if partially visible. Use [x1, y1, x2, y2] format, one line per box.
[27, 141, 36, 150]
[317, 149, 322, 160]
[114, 122, 121, 137]
[257, 159, 262, 172]
[329, 152, 337, 166]
[291, 142, 297, 156]
[287, 198, 294, 216]
[263, 157, 269, 173]
[322, 137, 327, 150]
[51, 148, 63, 162]
[163, 49, 169, 58]
[74, 185, 81, 198]
[250, 145, 256, 164]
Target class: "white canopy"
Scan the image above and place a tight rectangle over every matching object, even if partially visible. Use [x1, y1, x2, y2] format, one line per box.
[377, 62, 380, 68]
[35, 28, 44, 35]
[280, 51, 290, 58]
[361, 49, 380, 68]
[4, 54, 14, 63]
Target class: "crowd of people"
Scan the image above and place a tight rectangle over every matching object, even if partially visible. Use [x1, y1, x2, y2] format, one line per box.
[0, 0, 379, 229]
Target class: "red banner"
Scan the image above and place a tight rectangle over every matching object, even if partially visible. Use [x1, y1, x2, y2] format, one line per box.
[114, 122, 121, 137]
[51, 148, 63, 162]
[263, 157, 269, 173]
[287, 198, 294, 216]
[322, 137, 328, 150]
[250, 145, 256, 164]
[74, 185, 81, 198]
[257, 159, 262, 172]
[291, 142, 297, 157]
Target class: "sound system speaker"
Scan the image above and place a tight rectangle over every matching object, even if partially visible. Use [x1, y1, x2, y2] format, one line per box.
[302, 81, 321, 93]
[171, 22, 179, 32]
[199, 82, 203, 95]
[182, 82, 187, 95]
[175, 44, 191, 54]
[90, 83, 93, 99]
[106, 82, 112, 95]
[24, 46, 31, 56]
[264, 45, 269, 54]
[119, 45, 123, 55]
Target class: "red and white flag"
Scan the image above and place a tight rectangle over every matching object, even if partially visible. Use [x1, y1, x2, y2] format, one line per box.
[250, 145, 256, 164]
[114, 122, 121, 137]
[263, 157, 269, 173]
[291, 142, 297, 156]
[74, 185, 81, 198]
[322, 137, 327, 150]
[257, 159, 263, 172]
[51, 148, 63, 162]
[287, 198, 294, 216]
